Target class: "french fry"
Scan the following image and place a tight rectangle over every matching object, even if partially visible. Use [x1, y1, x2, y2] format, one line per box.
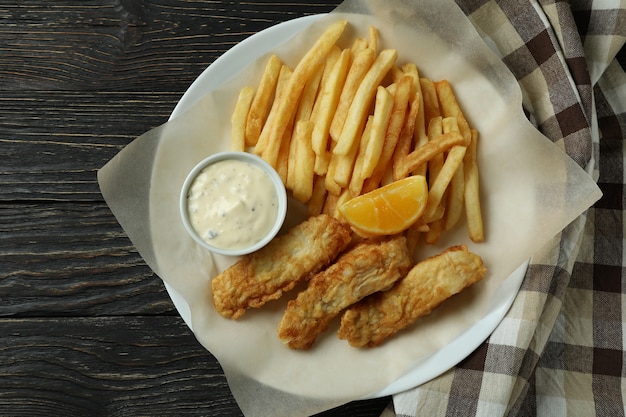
[421, 117, 467, 223]
[324, 155, 343, 196]
[350, 37, 369, 54]
[276, 105, 296, 184]
[443, 163, 465, 230]
[426, 116, 445, 181]
[256, 64, 293, 156]
[307, 175, 328, 216]
[390, 65, 404, 82]
[245, 54, 282, 147]
[441, 115, 465, 231]
[401, 63, 418, 95]
[291, 62, 322, 183]
[230, 21, 485, 256]
[230, 86, 255, 152]
[361, 74, 412, 192]
[333, 48, 397, 156]
[405, 221, 424, 253]
[314, 149, 332, 176]
[380, 163, 394, 187]
[361, 86, 394, 179]
[403, 65, 428, 177]
[263, 19, 347, 167]
[424, 214, 444, 244]
[329, 48, 376, 142]
[420, 77, 441, 127]
[322, 187, 353, 221]
[435, 80, 471, 142]
[392, 91, 420, 180]
[349, 116, 374, 197]
[396, 128, 468, 179]
[291, 120, 316, 203]
[334, 188, 353, 218]
[312, 49, 351, 155]
[286, 120, 299, 191]
[295, 60, 324, 122]
[319, 46, 342, 90]
[310, 45, 342, 122]
[464, 129, 484, 242]
[324, 140, 342, 195]
[322, 191, 340, 217]
[368, 26, 378, 54]
[332, 126, 360, 188]
[422, 116, 446, 243]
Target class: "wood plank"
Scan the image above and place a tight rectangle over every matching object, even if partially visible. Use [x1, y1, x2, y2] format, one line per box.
[0, 91, 177, 201]
[0, 203, 174, 317]
[0, 0, 338, 202]
[0, 1, 337, 92]
[0, 1, 393, 415]
[0, 316, 242, 416]
[0, 316, 389, 417]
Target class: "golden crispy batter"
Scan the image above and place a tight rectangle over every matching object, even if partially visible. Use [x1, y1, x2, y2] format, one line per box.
[277, 236, 413, 350]
[211, 214, 352, 319]
[338, 245, 486, 347]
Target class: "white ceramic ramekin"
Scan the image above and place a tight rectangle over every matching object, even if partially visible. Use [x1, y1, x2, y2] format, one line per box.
[179, 151, 287, 256]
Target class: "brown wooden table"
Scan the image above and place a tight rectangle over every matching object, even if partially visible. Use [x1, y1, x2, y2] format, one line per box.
[0, 1, 390, 415]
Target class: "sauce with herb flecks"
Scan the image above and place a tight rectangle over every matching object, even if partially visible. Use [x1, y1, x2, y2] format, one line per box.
[186, 159, 278, 250]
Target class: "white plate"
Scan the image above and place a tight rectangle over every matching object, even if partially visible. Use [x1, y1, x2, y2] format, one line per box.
[164, 14, 528, 398]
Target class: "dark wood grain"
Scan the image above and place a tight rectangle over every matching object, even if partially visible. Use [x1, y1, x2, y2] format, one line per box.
[0, 91, 177, 201]
[0, 316, 241, 416]
[0, 0, 337, 202]
[0, 316, 389, 416]
[0, 203, 173, 317]
[0, 199, 391, 415]
[0, 1, 335, 92]
[0, 0, 396, 415]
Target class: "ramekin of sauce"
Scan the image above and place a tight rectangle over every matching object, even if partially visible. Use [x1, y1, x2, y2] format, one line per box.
[180, 151, 287, 256]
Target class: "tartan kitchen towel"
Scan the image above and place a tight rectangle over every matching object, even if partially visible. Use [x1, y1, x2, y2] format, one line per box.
[383, 0, 626, 416]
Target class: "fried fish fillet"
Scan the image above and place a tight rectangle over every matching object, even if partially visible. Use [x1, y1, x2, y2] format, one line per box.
[211, 214, 352, 319]
[277, 236, 413, 350]
[337, 245, 486, 347]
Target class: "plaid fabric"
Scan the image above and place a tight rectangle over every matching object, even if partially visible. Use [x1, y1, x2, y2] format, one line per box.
[382, 1, 626, 416]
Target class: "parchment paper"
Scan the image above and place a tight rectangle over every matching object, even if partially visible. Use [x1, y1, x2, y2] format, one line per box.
[97, 0, 602, 415]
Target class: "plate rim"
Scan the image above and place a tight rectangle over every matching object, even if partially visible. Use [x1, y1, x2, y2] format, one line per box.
[163, 13, 528, 399]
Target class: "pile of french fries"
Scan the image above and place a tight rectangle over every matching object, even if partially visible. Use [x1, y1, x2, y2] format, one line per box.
[230, 19, 484, 245]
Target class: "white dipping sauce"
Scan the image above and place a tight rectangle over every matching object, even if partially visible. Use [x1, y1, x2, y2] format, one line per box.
[186, 159, 278, 250]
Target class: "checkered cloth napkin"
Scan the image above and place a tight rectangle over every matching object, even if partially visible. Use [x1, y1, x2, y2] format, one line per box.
[381, 1, 626, 416]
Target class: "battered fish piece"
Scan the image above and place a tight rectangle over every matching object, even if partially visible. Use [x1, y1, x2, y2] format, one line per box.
[278, 236, 413, 350]
[338, 245, 486, 347]
[212, 214, 352, 319]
